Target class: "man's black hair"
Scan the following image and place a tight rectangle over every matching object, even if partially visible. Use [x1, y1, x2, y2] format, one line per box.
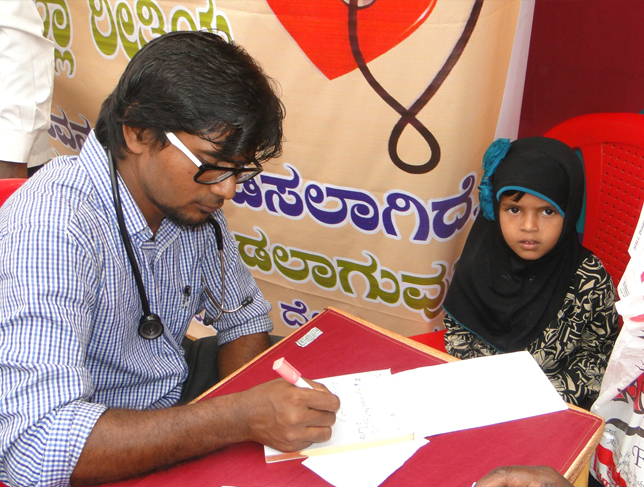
[95, 30, 284, 164]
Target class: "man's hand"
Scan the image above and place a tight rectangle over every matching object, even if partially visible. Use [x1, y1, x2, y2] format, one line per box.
[71, 377, 338, 485]
[236, 378, 340, 452]
[476, 466, 574, 487]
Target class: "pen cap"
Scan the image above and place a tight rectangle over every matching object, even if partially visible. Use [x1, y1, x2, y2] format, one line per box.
[273, 357, 301, 385]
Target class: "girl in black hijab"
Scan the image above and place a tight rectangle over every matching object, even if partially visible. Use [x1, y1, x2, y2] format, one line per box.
[442, 137, 619, 408]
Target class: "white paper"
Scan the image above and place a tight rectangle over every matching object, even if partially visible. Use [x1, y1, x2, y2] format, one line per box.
[628, 201, 644, 258]
[264, 352, 565, 487]
[618, 202, 644, 299]
[264, 369, 413, 461]
[302, 438, 429, 487]
[617, 254, 644, 300]
[615, 290, 644, 320]
[393, 351, 568, 438]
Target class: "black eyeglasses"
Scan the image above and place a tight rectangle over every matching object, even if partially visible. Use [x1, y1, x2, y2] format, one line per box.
[165, 132, 263, 185]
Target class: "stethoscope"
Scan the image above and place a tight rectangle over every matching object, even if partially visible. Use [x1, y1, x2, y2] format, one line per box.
[108, 150, 253, 339]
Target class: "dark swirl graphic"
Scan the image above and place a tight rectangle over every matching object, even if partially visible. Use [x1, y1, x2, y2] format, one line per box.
[347, 0, 483, 174]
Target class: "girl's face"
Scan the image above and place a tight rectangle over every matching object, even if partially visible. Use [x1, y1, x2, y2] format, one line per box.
[498, 192, 564, 260]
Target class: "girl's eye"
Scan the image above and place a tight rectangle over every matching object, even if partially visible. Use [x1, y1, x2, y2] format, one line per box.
[543, 208, 556, 216]
[507, 207, 520, 214]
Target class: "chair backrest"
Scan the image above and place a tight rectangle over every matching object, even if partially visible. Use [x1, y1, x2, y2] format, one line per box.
[0, 178, 27, 207]
[0, 178, 28, 487]
[409, 329, 447, 353]
[545, 113, 644, 285]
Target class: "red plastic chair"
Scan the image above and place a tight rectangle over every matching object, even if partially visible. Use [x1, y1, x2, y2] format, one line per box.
[0, 178, 27, 207]
[409, 328, 447, 352]
[0, 179, 26, 487]
[545, 113, 644, 285]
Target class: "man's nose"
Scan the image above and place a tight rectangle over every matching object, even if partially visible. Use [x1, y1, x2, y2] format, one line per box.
[209, 175, 237, 200]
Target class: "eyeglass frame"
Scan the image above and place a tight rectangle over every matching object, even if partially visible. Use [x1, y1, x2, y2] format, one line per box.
[164, 131, 263, 185]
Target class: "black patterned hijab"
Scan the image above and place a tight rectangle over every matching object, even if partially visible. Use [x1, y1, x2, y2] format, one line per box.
[442, 137, 590, 352]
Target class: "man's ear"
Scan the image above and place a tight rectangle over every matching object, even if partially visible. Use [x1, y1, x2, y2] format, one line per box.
[122, 126, 148, 155]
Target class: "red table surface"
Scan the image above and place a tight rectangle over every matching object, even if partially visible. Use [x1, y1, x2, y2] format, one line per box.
[104, 308, 602, 487]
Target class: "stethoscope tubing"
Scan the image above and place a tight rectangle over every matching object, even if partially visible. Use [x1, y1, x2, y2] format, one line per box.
[108, 150, 250, 339]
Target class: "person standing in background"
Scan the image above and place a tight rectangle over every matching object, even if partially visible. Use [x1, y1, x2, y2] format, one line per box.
[0, 0, 55, 178]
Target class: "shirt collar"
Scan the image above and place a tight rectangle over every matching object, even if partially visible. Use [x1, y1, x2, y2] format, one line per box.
[81, 130, 153, 240]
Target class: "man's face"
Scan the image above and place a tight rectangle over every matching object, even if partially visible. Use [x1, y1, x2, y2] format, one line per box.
[134, 131, 240, 230]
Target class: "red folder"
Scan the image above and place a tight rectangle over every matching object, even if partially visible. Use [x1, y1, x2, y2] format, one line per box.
[103, 308, 602, 487]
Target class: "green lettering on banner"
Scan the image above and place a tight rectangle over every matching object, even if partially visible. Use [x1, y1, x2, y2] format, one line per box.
[38, 0, 75, 76]
[235, 228, 272, 272]
[215, 14, 232, 42]
[401, 263, 449, 320]
[115, 2, 139, 59]
[137, 0, 166, 41]
[233, 229, 451, 321]
[273, 246, 337, 289]
[89, 0, 233, 60]
[337, 253, 400, 305]
[171, 9, 198, 32]
[89, 0, 118, 57]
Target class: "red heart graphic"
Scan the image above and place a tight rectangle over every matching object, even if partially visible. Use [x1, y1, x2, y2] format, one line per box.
[266, 0, 437, 80]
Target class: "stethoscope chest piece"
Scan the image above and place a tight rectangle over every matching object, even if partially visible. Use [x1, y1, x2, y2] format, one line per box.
[139, 313, 164, 340]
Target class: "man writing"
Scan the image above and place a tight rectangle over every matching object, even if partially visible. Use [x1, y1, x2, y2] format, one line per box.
[0, 31, 339, 487]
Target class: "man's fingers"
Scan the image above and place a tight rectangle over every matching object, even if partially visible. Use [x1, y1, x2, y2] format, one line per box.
[304, 408, 337, 428]
[274, 425, 333, 452]
[305, 425, 334, 444]
[302, 385, 341, 414]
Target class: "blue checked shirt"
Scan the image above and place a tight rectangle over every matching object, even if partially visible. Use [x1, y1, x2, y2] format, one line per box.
[0, 131, 272, 487]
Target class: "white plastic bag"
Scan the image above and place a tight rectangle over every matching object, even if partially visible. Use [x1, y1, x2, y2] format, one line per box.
[591, 205, 644, 486]
[590, 330, 644, 487]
